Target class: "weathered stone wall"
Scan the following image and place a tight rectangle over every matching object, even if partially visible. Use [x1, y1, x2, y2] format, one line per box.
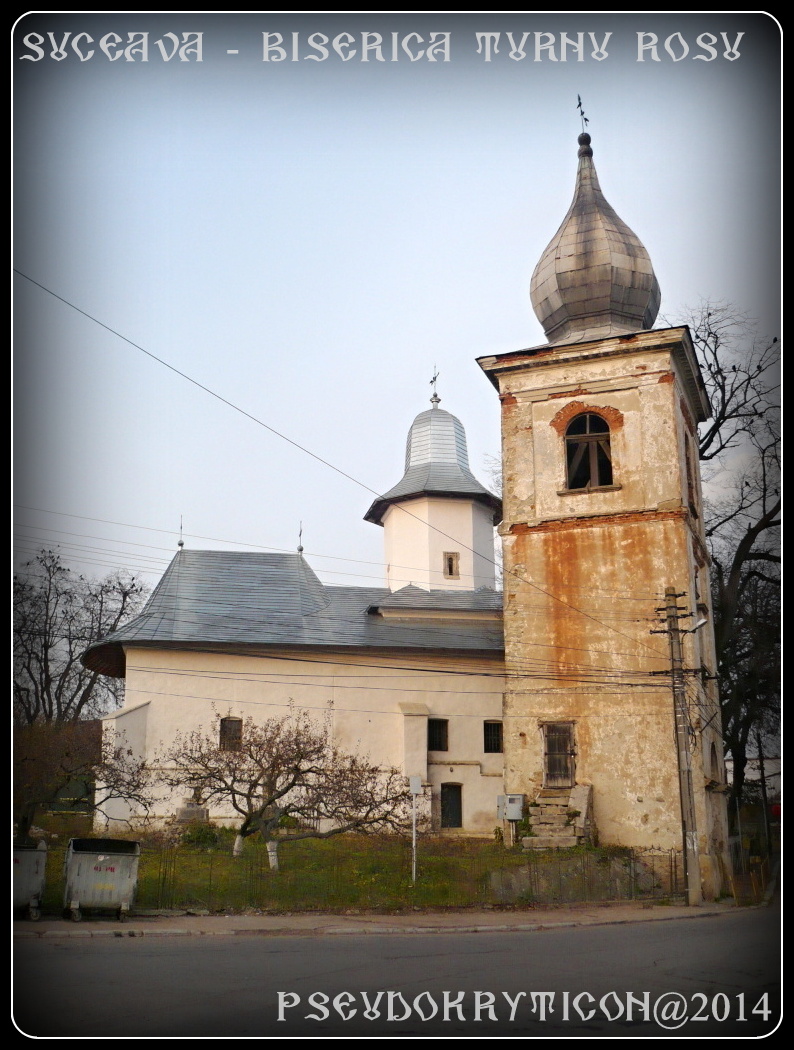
[482, 327, 730, 897]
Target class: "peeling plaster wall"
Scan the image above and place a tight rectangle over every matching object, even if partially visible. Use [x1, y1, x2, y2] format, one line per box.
[484, 328, 730, 897]
[502, 516, 690, 850]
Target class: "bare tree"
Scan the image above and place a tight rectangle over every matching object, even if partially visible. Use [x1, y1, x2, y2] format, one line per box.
[682, 302, 781, 818]
[687, 302, 780, 463]
[13, 549, 149, 725]
[159, 713, 416, 867]
[13, 721, 154, 841]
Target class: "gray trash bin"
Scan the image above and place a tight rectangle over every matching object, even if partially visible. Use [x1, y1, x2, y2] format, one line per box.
[63, 838, 141, 922]
[13, 840, 47, 920]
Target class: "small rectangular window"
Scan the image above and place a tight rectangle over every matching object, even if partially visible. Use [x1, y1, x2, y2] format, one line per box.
[219, 717, 242, 751]
[443, 552, 460, 579]
[484, 721, 503, 753]
[428, 718, 449, 751]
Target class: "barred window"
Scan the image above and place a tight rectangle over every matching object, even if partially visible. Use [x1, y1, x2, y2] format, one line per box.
[219, 717, 242, 751]
[428, 718, 448, 752]
[483, 721, 503, 753]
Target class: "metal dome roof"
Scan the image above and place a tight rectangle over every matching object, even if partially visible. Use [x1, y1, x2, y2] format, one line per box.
[364, 397, 502, 526]
[530, 133, 661, 345]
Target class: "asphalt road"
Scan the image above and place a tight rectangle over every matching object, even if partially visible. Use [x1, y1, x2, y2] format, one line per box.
[14, 906, 780, 1037]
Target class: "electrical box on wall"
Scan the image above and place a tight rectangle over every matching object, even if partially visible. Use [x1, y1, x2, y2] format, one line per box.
[497, 794, 525, 821]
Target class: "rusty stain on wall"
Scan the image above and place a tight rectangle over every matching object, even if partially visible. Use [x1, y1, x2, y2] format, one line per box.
[679, 396, 696, 434]
[509, 508, 685, 534]
[548, 386, 591, 400]
[481, 326, 730, 900]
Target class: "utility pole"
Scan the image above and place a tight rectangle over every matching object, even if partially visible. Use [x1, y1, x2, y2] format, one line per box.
[662, 588, 703, 906]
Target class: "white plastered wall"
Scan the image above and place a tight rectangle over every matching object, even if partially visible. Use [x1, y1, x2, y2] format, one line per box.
[102, 645, 505, 835]
[383, 496, 496, 591]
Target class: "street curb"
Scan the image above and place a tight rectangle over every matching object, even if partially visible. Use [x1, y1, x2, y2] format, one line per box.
[14, 908, 736, 939]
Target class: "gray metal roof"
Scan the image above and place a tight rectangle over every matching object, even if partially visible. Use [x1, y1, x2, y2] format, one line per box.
[364, 400, 502, 525]
[82, 550, 504, 678]
[530, 133, 661, 345]
[372, 584, 503, 612]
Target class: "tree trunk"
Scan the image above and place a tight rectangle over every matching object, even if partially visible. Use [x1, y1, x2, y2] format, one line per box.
[232, 833, 244, 857]
[266, 841, 279, 871]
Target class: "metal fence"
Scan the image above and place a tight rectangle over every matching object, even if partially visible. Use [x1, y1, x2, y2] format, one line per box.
[32, 844, 684, 914]
[487, 848, 683, 905]
[725, 836, 774, 905]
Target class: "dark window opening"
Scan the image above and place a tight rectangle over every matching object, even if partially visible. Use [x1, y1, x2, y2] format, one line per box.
[685, 432, 699, 518]
[428, 718, 449, 751]
[484, 721, 503, 753]
[443, 552, 460, 579]
[710, 742, 722, 782]
[440, 783, 462, 828]
[565, 413, 613, 490]
[219, 717, 243, 751]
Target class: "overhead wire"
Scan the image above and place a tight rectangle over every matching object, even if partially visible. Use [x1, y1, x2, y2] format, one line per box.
[13, 270, 669, 663]
[14, 505, 664, 600]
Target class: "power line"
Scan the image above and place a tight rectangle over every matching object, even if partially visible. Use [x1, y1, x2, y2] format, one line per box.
[14, 505, 664, 600]
[14, 272, 669, 662]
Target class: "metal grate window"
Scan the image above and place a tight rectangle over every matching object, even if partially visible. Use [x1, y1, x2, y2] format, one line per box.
[219, 717, 242, 752]
[428, 718, 449, 751]
[483, 721, 503, 753]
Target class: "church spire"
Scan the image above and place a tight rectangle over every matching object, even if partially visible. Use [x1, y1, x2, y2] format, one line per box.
[530, 132, 661, 345]
[364, 397, 500, 527]
[365, 396, 501, 591]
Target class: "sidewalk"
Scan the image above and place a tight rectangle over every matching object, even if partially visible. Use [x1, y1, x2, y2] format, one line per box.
[14, 897, 752, 939]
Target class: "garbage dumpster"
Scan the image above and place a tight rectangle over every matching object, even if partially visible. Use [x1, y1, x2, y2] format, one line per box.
[63, 838, 140, 922]
[13, 840, 47, 920]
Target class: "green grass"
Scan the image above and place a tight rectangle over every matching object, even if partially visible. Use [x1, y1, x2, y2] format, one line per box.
[33, 831, 541, 915]
[22, 816, 684, 916]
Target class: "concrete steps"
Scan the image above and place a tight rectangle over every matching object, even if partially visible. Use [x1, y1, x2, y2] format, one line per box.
[521, 784, 594, 851]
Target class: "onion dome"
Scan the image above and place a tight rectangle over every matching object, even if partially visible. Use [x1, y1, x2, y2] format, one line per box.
[364, 394, 501, 526]
[530, 133, 661, 344]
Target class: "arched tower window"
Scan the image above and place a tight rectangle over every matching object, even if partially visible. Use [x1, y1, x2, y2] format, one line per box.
[565, 413, 613, 490]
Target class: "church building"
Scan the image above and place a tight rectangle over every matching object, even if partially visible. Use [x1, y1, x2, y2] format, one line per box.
[84, 394, 507, 836]
[84, 132, 730, 898]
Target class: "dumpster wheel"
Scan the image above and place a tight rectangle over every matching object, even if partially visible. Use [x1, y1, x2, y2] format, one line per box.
[28, 906, 41, 922]
[70, 907, 82, 922]
[117, 908, 127, 923]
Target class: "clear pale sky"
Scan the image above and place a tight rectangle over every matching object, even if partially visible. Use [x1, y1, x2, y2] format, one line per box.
[13, 12, 781, 590]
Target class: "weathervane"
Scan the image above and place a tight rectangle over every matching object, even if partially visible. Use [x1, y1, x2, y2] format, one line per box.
[178, 515, 184, 550]
[297, 521, 304, 555]
[430, 366, 440, 406]
[577, 94, 590, 132]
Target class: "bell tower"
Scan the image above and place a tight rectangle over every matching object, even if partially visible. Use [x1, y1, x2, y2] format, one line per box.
[478, 133, 730, 899]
